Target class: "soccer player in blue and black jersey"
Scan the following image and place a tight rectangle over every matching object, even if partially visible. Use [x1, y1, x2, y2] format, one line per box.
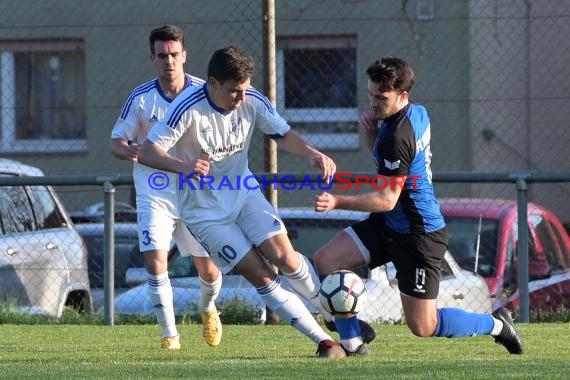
[313, 56, 523, 356]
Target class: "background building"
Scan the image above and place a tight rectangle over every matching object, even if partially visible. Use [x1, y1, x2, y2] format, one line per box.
[0, 0, 568, 222]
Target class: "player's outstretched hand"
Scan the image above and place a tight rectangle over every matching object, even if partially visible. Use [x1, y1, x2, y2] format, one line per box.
[309, 152, 336, 184]
[315, 192, 337, 212]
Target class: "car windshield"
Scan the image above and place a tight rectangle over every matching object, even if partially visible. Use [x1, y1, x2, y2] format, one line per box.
[445, 216, 499, 277]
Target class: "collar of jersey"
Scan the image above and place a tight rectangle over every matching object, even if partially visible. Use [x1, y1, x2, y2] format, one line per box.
[203, 83, 232, 116]
[153, 74, 192, 104]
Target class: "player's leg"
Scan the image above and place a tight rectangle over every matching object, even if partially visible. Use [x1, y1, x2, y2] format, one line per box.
[400, 293, 523, 353]
[313, 229, 371, 354]
[237, 192, 325, 314]
[397, 229, 523, 354]
[144, 248, 179, 349]
[312, 215, 388, 353]
[173, 222, 222, 346]
[190, 221, 345, 358]
[234, 247, 345, 358]
[139, 212, 179, 349]
[194, 256, 222, 313]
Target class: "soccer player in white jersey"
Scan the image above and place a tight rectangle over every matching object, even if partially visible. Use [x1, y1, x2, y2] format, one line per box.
[109, 25, 222, 350]
[138, 46, 346, 358]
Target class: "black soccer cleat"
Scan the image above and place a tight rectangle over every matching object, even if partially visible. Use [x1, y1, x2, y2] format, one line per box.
[324, 318, 376, 344]
[491, 307, 524, 354]
[316, 339, 347, 359]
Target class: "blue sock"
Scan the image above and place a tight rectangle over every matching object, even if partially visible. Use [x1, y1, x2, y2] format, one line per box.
[335, 315, 361, 340]
[433, 308, 494, 338]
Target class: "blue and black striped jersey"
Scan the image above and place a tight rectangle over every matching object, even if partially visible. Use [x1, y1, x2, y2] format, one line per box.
[373, 103, 445, 234]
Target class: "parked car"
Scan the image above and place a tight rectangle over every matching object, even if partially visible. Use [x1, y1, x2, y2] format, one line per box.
[440, 198, 570, 313]
[69, 202, 138, 224]
[112, 208, 492, 322]
[74, 223, 144, 309]
[0, 158, 92, 316]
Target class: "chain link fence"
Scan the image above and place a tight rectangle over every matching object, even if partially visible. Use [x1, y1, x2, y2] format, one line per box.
[1, 0, 570, 322]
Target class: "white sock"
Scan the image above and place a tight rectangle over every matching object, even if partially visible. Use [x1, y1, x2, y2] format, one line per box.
[321, 310, 335, 323]
[198, 271, 222, 312]
[342, 337, 364, 352]
[282, 253, 331, 318]
[147, 272, 178, 338]
[491, 317, 504, 336]
[258, 276, 331, 344]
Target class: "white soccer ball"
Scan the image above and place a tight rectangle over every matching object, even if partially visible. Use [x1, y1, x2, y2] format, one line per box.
[319, 270, 367, 315]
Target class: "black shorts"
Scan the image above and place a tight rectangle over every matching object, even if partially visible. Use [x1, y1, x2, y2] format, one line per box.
[351, 213, 448, 299]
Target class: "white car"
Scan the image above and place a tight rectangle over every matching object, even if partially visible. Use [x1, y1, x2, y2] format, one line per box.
[74, 222, 144, 310]
[0, 158, 92, 317]
[111, 208, 492, 322]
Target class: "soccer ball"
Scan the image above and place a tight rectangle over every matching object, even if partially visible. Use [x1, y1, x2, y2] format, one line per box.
[319, 270, 367, 315]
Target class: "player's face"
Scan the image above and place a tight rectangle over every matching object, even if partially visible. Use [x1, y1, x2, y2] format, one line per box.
[367, 80, 408, 120]
[208, 78, 251, 112]
[151, 40, 187, 82]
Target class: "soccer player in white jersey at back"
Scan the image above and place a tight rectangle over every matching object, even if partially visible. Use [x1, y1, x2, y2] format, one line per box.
[109, 25, 222, 350]
[138, 46, 350, 358]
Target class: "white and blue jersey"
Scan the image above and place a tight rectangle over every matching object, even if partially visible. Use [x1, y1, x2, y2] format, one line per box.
[373, 103, 445, 234]
[111, 74, 204, 217]
[147, 83, 290, 226]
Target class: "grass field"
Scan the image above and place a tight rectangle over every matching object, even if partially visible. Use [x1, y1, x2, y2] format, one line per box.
[0, 323, 569, 379]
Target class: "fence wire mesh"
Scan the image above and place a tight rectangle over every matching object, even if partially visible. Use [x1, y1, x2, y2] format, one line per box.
[1, 0, 569, 322]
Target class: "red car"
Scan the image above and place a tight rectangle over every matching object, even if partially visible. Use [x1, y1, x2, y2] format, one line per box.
[440, 198, 570, 314]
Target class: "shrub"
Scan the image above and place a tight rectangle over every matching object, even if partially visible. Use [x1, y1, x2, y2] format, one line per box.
[218, 297, 264, 325]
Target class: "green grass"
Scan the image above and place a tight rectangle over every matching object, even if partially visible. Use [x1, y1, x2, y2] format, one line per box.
[0, 323, 569, 379]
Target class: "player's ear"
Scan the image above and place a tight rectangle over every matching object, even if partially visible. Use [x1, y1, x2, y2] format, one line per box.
[398, 90, 409, 104]
[207, 77, 219, 88]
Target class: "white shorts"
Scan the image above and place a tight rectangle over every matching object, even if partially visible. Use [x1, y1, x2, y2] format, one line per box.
[188, 191, 286, 274]
[137, 211, 208, 257]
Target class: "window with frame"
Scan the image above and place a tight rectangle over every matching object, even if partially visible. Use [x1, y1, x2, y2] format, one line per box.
[27, 185, 67, 229]
[0, 184, 36, 234]
[532, 215, 564, 272]
[277, 36, 359, 150]
[0, 39, 86, 153]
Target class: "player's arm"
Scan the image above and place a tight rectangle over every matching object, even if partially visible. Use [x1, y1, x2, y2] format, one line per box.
[275, 129, 336, 181]
[315, 183, 402, 213]
[137, 139, 210, 177]
[316, 124, 412, 213]
[109, 137, 139, 162]
[137, 139, 186, 173]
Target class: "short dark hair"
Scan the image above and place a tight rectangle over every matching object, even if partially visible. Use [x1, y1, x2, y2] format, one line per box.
[149, 25, 185, 55]
[366, 56, 415, 93]
[207, 46, 255, 84]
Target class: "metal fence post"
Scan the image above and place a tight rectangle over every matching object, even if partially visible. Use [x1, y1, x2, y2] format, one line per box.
[515, 175, 530, 323]
[103, 180, 115, 326]
[262, 0, 280, 325]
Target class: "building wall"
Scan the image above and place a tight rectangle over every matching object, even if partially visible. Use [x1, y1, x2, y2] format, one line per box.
[1, 0, 568, 218]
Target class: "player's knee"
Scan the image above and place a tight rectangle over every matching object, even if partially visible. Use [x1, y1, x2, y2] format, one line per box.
[195, 259, 220, 282]
[144, 250, 168, 274]
[406, 319, 437, 337]
[263, 247, 297, 272]
[313, 248, 335, 275]
[199, 269, 219, 283]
